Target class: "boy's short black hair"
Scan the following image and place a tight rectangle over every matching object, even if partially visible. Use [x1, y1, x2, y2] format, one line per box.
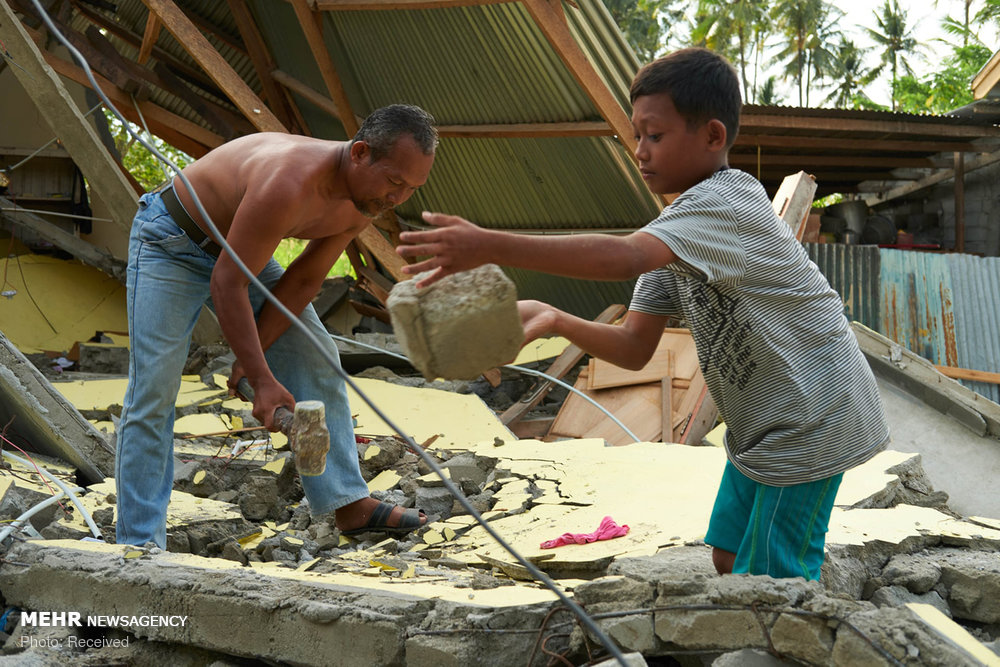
[630, 48, 742, 149]
[353, 104, 439, 162]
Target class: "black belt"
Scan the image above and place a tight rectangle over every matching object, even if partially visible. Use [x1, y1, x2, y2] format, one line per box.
[160, 184, 222, 257]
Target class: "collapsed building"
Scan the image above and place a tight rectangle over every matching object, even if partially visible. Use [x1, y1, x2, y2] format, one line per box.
[2, 1, 1000, 666]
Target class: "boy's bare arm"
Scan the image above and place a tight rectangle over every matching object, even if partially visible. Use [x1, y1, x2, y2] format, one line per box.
[397, 212, 677, 288]
[519, 301, 667, 370]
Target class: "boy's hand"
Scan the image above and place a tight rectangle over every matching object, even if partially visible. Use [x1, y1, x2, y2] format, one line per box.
[518, 300, 560, 343]
[397, 212, 492, 288]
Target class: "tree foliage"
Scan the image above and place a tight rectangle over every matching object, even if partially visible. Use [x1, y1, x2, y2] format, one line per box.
[103, 109, 192, 191]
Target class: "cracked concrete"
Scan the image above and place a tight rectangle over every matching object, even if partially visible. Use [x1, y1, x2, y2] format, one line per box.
[3, 337, 1000, 665]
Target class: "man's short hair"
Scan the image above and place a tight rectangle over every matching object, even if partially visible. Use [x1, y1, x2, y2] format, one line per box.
[629, 48, 741, 149]
[353, 104, 438, 162]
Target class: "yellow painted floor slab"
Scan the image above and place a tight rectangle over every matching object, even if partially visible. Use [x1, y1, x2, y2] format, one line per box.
[34, 539, 559, 607]
[0, 255, 127, 353]
[348, 378, 513, 448]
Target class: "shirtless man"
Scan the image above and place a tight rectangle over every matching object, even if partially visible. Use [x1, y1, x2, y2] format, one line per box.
[115, 105, 435, 548]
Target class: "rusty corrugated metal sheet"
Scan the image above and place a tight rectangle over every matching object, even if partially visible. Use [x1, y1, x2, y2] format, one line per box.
[878, 249, 956, 367]
[948, 254, 1000, 403]
[805, 243, 880, 330]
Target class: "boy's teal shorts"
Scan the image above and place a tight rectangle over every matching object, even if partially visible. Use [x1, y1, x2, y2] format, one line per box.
[705, 459, 843, 581]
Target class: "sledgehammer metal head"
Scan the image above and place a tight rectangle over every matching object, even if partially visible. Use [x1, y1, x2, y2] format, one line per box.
[236, 378, 329, 476]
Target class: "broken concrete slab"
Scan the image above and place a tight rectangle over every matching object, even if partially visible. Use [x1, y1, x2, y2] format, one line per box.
[386, 264, 524, 381]
[0, 332, 113, 483]
[0, 539, 560, 667]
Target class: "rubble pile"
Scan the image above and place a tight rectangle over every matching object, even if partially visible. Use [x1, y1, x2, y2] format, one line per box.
[1, 341, 1000, 666]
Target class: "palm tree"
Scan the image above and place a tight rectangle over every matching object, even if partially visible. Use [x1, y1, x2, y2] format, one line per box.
[603, 0, 683, 62]
[757, 76, 781, 105]
[933, 0, 976, 46]
[865, 0, 922, 111]
[770, 0, 839, 107]
[823, 38, 876, 108]
[691, 0, 770, 102]
[802, 4, 843, 106]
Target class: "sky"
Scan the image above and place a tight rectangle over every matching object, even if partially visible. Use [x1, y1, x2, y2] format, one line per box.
[827, 0, 975, 106]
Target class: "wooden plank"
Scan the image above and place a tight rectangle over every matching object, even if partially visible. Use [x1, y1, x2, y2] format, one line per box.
[357, 223, 409, 282]
[548, 370, 663, 446]
[42, 51, 221, 156]
[500, 304, 626, 427]
[588, 328, 697, 390]
[659, 352, 673, 443]
[935, 365, 1000, 385]
[437, 122, 613, 138]
[141, 0, 286, 133]
[288, 0, 357, 135]
[521, 0, 637, 162]
[0, 3, 138, 232]
[137, 12, 161, 65]
[770, 171, 817, 240]
[224, 0, 300, 132]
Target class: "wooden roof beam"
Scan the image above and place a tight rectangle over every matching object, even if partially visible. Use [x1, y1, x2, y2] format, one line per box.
[69, 0, 223, 97]
[137, 11, 160, 64]
[288, 0, 357, 135]
[140, 0, 285, 133]
[225, 0, 302, 133]
[735, 133, 979, 154]
[43, 49, 223, 157]
[522, 0, 635, 158]
[742, 112, 1000, 138]
[729, 154, 934, 168]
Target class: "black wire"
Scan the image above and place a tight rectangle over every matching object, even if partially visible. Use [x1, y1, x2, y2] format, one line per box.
[23, 3, 628, 664]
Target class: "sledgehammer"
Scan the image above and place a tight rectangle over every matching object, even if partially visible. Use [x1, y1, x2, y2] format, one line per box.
[235, 378, 329, 476]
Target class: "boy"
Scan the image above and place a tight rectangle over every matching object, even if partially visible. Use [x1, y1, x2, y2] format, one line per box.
[116, 105, 434, 548]
[395, 49, 889, 580]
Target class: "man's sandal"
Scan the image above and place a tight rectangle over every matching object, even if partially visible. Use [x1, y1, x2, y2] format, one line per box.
[341, 501, 426, 537]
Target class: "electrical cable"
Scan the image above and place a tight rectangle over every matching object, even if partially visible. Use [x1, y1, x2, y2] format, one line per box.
[26, 3, 628, 663]
[0, 487, 83, 544]
[1, 451, 100, 540]
[329, 332, 640, 442]
[0, 206, 113, 223]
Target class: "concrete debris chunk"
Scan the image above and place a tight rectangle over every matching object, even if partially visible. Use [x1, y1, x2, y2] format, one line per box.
[386, 264, 524, 381]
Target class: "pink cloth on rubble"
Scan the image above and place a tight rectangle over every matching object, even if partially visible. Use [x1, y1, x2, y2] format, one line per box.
[539, 516, 630, 549]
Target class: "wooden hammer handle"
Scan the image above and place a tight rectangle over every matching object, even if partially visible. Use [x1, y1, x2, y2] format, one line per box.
[236, 377, 294, 434]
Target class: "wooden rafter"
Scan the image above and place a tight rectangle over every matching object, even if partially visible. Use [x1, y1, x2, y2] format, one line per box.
[69, 0, 223, 96]
[224, 0, 301, 132]
[735, 133, 980, 154]
[521, 0, 635, 158]
[140, 0, 286, 133]
[137, 12, 160, 64]
[743, 111, 1000, 138]
[43, 50, 223, 156]
[288, 0, 357, 134]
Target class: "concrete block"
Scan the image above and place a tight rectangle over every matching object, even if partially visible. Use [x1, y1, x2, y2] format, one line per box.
[654, 609, 765, 650]
[770, 612, 833, 666]
[712, 648, 788, 666]
[387, 265, 524, 381]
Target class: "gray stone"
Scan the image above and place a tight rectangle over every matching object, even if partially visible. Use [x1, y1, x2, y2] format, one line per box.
[870, 585, 951, 618]
[415, 486, 456, 519]
[590, 652, 647, 667]
[770, 612, 834, 666]
[386, 264, 523, 381]
[881, 552, 943, 593]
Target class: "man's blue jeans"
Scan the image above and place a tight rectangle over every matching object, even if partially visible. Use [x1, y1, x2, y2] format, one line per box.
[115, 191, 370, 548]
